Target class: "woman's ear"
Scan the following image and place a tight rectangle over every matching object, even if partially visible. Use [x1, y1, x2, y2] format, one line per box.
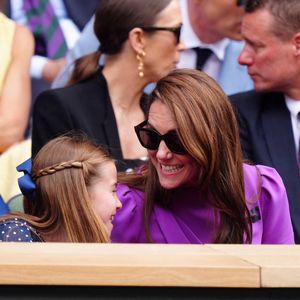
[128, 27, 146, 53]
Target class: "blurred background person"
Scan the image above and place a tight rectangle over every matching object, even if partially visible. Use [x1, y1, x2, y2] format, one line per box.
[230, 0, 300, 243]
[0, 11, 33, 152]
[4, 0, 99, 102]
[32, 0, 184, 173]
[177, 0, 253, 95]
[52, 0, 254, 95]
[112, 69, 294, 244]
[0, 11, 33, 202]
[0, 134, 122, 242]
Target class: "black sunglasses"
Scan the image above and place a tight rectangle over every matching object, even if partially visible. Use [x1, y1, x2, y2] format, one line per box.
[236, 0, 247, 6]
[134, 120, 187, 155]
[140, 24, 182, 44]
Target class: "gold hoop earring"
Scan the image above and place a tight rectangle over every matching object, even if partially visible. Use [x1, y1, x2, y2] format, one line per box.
[136, 50, 146, 77]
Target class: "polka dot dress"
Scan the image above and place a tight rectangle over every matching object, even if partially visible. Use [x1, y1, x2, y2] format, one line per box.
[0, 218, 43, 242]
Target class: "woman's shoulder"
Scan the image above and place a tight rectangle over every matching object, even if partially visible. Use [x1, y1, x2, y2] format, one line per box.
[243, 163, 289, 211]
[117, 183, 145, 209]
[35, 70, 107, 106]
[0, 217, 42, 242]
[243, 163, 284, 192]
[112, 184, 145, 242]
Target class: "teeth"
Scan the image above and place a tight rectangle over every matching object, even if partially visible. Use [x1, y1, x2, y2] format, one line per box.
[161, 165, 183, 172]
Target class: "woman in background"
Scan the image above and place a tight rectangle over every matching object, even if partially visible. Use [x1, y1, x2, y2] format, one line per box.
[32, 0, 184, 172]
[0, 134, 121, 242]
[0, 12, 33, 152]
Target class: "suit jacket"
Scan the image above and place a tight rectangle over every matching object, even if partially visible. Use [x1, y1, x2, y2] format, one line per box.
[32, 70, 148, 172]
[230, 91, 300, 243]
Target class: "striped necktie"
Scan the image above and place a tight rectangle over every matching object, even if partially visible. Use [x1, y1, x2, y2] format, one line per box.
[23, 0, 68, 59]
[193, 47, 213, 70]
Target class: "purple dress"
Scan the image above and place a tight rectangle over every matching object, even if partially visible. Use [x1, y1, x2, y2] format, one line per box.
[111, 164, 295, 244]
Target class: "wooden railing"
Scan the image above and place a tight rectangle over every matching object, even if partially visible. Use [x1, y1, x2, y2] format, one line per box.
[0, 243, 299, 299]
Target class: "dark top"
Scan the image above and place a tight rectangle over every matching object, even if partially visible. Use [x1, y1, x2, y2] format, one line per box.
[0, 218, 43, 242]
[32, 69, 149, 172]
[230, 90, 300, 243]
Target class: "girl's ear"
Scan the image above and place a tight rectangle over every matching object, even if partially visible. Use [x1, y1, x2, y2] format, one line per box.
[128, 27, 146, 53]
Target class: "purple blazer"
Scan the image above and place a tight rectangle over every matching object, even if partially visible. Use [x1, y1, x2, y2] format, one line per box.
[111, 164, 295, 244]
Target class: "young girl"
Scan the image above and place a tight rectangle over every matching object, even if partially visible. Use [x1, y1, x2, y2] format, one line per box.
[0, 134, 121, 242]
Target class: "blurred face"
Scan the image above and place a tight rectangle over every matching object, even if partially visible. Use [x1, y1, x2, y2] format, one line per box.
[147, 100, 198, 190]
[238, 9, 297, 93]
[144, 0, 184, 81]
[188, 0, 245, 43]
[88, 161, 122, 235]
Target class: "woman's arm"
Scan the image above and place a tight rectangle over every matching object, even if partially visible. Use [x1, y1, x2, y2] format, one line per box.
[0, 24, 34, 152]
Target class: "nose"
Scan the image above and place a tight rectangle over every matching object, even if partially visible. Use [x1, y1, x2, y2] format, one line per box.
[156, 140, 173, 160]
[116, 197, 122, 210]
[178, 41, 186, 51]
[238, 44, 253, 66]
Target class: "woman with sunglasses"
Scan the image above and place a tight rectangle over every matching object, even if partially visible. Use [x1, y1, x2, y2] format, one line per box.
[111, 68, 294, 244]
[31, 0, 184, 172]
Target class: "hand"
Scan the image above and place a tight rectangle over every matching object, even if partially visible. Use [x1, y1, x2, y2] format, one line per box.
[42, 58, 66, 82]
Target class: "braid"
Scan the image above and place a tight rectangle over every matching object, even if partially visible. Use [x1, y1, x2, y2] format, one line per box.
[33, 161, 83, 180]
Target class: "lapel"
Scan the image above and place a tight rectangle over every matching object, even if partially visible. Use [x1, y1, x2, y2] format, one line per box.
[262, 93, 298, 177]
[98, 75, 123, 161]
[261, 93, 300, 241]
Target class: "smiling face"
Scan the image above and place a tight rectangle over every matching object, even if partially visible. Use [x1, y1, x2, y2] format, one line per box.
[238, 9, 297, 94]
[143, 0, 185, 81]
[88, 161, 122, 235]
[147, 100, 198, 190]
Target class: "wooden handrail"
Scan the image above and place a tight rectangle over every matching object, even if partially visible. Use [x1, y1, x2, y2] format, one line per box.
[0, 243, 298, 287]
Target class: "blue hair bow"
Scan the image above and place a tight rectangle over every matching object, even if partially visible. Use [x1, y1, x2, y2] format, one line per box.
[17, 158, 36, 201]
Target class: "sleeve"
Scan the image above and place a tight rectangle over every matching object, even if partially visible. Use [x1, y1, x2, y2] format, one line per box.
[31, 89, 74, 157]
[30, 56, 48, 79]
[0, 220, 35, 242]
[111, 184, 145, 243]
[257, 165, 295, 244]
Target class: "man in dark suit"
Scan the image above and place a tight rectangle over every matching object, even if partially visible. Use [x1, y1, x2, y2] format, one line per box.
[230, 0, 300, 243]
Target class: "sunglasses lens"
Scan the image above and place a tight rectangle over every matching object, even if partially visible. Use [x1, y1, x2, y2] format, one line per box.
[164, 131, 187, 154]
[135, 123, 187, 154]
[176, 27, 181, 44]
[236, 0, 246, 6]
[138, 129, 160, 150]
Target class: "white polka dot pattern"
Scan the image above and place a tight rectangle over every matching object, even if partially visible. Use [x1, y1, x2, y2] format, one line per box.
[0, 218, 43, 242]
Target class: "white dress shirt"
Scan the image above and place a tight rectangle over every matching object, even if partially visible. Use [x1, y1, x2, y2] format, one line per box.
[285, 96, 300, 155]
[177, 0, 229, 81]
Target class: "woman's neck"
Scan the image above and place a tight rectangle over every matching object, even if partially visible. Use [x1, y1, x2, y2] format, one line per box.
[102, 56, 147, 112]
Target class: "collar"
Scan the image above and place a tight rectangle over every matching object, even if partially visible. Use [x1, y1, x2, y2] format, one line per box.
[285, 95, 300, 118]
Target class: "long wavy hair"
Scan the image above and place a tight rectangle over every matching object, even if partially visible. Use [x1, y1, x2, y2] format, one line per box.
[119, 69, 252, 243]
[7, 134, 114, 243]
[68, 0, 172, 85]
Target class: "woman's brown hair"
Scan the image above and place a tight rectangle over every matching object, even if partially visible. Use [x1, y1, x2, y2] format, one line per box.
[8, 134, 114, 243]
[68, 0, 172, 85]
[120, 68, 252, 243]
